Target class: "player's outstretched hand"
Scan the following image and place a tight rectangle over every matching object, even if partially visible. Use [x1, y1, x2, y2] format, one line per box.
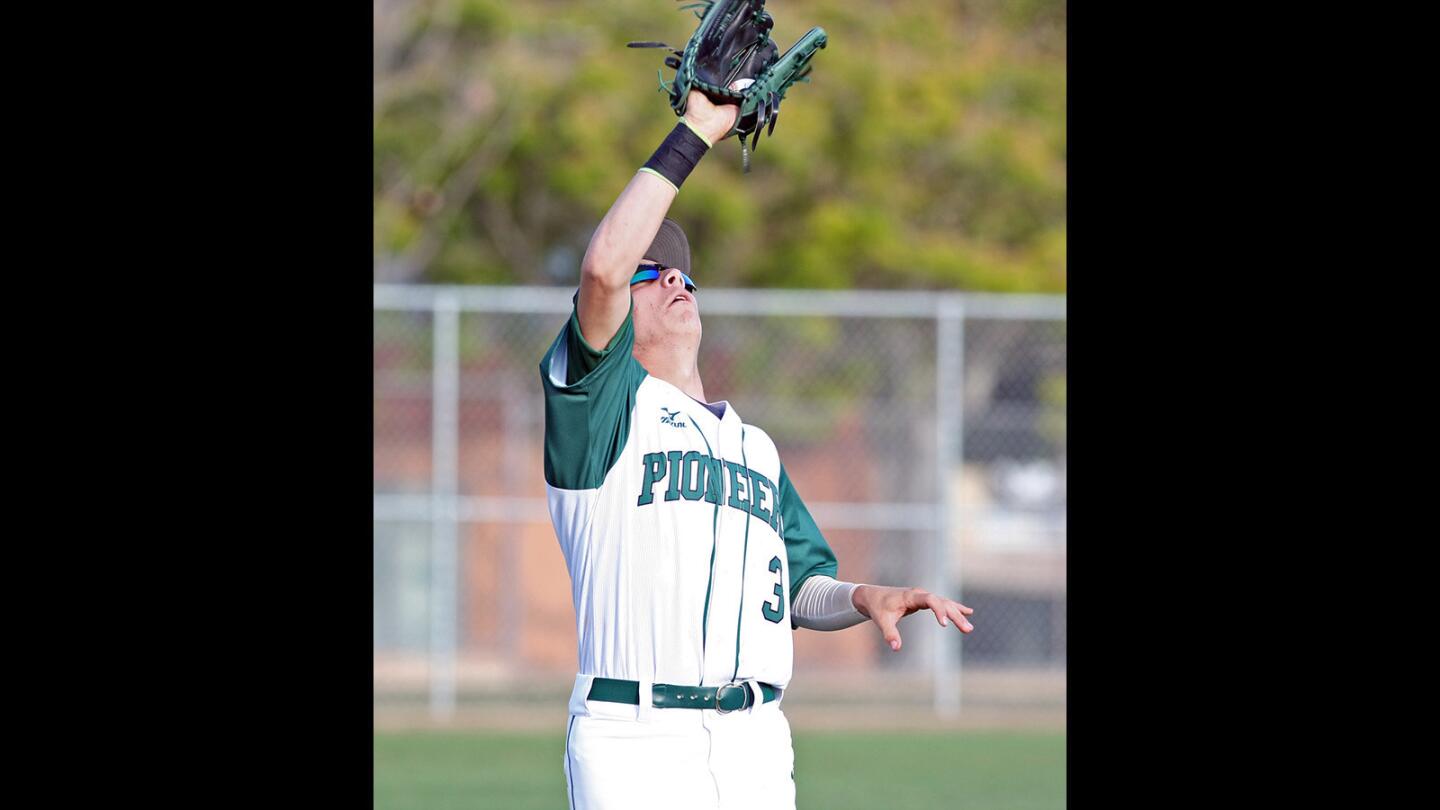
[851, 585, 974, 652]
[682, 88, 740, 145]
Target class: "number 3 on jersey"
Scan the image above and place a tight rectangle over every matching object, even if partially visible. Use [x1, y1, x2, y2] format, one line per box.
[762, 555, 785, 623]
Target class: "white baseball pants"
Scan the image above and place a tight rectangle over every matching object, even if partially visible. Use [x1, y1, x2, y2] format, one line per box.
[562, 675, 796, 810]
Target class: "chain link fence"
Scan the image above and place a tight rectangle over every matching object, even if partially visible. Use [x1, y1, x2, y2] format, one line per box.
[375, 285, 1065, 726]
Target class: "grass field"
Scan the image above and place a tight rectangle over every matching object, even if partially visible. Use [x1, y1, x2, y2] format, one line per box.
[374, 729, 1065, 809]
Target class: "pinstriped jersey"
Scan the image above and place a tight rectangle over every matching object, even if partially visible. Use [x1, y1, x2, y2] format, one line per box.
[540, 302, 838, 689]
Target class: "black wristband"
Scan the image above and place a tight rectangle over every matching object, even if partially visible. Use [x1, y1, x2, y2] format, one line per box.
[642, 122, 710, 190]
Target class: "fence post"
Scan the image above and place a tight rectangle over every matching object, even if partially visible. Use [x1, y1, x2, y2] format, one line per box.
[933, 295, 964, 718]
[429, 292, 460, 720]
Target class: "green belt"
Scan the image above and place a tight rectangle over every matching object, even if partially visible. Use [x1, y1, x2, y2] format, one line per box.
[588, 677, 780, 713]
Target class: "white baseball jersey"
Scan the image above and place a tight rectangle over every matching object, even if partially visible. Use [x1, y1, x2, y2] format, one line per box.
[540, 301, 838, 810]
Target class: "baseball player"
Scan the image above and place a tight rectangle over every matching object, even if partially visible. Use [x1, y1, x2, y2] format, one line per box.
[538, 83, 975, 809]
[541, 4, 973, 803]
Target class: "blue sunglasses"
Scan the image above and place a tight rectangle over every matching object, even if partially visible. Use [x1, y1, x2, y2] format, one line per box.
[630, 265, 697, 293]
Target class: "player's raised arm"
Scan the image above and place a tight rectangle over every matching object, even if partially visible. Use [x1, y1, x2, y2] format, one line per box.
[576, 91, 737, 351]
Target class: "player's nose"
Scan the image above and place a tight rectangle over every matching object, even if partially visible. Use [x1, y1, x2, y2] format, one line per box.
[660, 268, 684, 288]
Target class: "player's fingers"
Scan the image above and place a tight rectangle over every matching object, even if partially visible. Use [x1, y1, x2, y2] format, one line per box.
[956, 602, 974, 616]
[875, 612, 902, 652]
[926, 594, 949, 627]
[948, 603, 975, 633]
[902, 587, 931, 614]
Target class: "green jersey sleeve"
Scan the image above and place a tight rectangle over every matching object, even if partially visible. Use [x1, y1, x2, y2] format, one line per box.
[777, 463, 839, 606]
[538, 300, 648, 490]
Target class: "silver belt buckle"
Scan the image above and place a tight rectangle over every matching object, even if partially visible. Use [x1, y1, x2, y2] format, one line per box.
[714, 682, 749, 714]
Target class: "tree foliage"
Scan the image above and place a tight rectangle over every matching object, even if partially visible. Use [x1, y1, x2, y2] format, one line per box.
[374, 0, 1066, 291]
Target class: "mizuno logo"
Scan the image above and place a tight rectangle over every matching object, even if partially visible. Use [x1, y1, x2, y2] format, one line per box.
[660, 408, 687, 428]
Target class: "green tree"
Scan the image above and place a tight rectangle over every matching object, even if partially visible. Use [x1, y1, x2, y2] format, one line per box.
[374, 0, 1067, 292]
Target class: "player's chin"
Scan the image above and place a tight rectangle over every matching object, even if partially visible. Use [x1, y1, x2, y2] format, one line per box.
[668, 301, 699, 322]
[667, 311, 701, 339]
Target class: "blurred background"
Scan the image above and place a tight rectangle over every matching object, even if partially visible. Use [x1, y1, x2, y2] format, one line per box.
[374, 0, 1064, 807]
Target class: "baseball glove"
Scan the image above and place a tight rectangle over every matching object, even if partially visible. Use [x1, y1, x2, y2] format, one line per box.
[629, 0, 828, 170]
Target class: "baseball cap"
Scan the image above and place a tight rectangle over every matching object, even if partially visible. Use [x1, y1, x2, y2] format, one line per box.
[642, 218, 691, 278]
